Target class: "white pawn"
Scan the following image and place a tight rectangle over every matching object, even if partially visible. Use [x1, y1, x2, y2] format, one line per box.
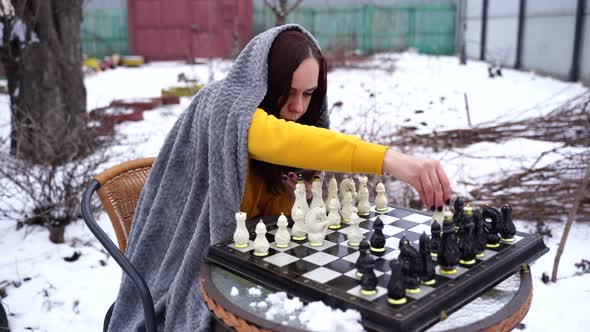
[291, 176, 309, 219]
[327, 198, 341, 230]
[233, 211, 249, 248]
[305, 207, 330, 247]
[340, 191, 354, 223]
[357, 176, 370, 217]
[291, 206, 307, 241]
[253, 220, 270, 256]
[309, 176, 325, 210]
[275, 213, 291, 248]
[347, 212, 363, 247]
[326, 176, 341, 210]
[375, 182, 388, 213]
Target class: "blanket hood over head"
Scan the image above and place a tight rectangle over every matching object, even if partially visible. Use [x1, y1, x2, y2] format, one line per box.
[108, 24, 329, 331]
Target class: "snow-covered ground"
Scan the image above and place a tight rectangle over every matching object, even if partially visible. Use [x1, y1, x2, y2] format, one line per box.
[1, 52, 589, 332]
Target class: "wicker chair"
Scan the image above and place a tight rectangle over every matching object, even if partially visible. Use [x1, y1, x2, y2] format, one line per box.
[81, 157, 156, 332]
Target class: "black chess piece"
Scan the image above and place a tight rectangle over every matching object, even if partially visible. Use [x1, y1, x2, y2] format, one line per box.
[458, 207, 477, 266]
[438, 212, 460, 275]
[370, 218, 386, 254]
[481, 206, 502, 248]
[430, 220, 442, 257]
[500, 205, 516, 241]
[360, 255, 378, 296]
[473, 207, 487, 258]
[355, 240, 371, 278]
[453, 197, 465, 230]
[387, 259, 407, 305]
[398, 234, 408, 250]
[401, 253, 421, 294]
[419, 232, 436, 285]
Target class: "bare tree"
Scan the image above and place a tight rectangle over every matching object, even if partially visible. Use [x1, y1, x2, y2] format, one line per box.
[263, 0, 303, 26]
[0, 0, 88, 165]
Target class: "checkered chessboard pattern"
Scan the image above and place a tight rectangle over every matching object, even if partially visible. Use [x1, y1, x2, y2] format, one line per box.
[223, 206, 524, 306]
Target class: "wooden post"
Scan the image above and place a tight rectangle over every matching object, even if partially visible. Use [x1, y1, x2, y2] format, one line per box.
[463, 93, 472, 128]
[551, 164, 590, 282]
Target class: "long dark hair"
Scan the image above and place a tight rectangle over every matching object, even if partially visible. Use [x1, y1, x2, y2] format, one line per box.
[252, 29, 328, 195]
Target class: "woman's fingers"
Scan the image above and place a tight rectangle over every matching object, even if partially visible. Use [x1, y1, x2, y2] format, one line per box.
[419, 172, 434, 209]
[436, 164, 452, 205]
[428, 163, 444, 210]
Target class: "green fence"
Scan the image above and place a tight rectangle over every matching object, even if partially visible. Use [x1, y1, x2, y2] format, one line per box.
[254, 4, 456, 55]
[81, 10, 128, 58]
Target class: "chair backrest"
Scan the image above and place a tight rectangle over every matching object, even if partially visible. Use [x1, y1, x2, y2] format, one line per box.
[94, 157, 155, 253]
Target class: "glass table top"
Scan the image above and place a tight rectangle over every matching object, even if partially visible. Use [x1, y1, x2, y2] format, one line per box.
[209, 264, 522, 331]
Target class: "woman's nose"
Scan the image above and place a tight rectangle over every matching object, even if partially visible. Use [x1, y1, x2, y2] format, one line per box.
[290, 95, 303, 112]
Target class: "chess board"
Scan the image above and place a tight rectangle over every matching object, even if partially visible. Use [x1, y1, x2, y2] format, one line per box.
[205, 205, 548, 331]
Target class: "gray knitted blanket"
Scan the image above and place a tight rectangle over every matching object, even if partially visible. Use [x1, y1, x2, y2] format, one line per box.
[107, 24, 328, 331]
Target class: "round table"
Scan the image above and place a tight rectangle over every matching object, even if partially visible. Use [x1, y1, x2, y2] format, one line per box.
[200, 263, 532, 332]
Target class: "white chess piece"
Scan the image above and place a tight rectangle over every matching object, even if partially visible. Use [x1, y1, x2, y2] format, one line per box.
[291, 206, 307, 241]
[339, 177, 352, 203]
[309, 176, 325, 210]
[340, 191, 354, 223]
[347, 212, 363, 247]
[326, 176, 340, 210]
[432, 209, 445, 225]
[291, 178, 309, 219]
[375, 182, 388, 213]
[327, 198, 341, 230]
[233, 211, 249, 248]
[275, 213, 291, 248]
[305, 207, 330, 247]
[253, 220, 270, 256]
[357, 176, 370, 217]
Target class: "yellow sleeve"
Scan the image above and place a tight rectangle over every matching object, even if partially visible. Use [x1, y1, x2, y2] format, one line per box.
[248, 108, 388, 175]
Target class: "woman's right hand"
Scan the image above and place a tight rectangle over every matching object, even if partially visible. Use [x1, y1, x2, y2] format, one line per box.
[382, 149, 451, 211]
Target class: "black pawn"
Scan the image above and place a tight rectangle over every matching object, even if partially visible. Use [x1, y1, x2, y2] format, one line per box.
[482, 206, 501, 248]
[458, 208, 477, 266]
[398, 234, 408, 250]
[355, 240, 371, 278]
[438, 214, 460, 274]
[430, 220, 442, 257]
[387, 259, 407, 305]
[500, 205, 516, 241]
[419, 232, 436, 285]
[401, 254, 421, 293]
[370, 218, 386, 254]
[360, 256, 378, 295]
[473, 208, 487, 257]
[453, 197, 465, 230]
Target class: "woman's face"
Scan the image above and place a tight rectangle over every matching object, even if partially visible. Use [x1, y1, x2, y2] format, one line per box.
[279, 57, 319, 122]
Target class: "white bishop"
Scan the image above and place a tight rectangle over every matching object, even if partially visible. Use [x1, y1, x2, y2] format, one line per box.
[375, 182, 388, 213]
[357, 176, 370, 217]
[274, 213, 291, 248]
[309, 176, 325, 210]
[327, 198, 341, 230]
[291, 177, 309, 219]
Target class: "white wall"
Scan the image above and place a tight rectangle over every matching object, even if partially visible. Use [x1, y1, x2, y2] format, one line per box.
[463, 0, 589, 84]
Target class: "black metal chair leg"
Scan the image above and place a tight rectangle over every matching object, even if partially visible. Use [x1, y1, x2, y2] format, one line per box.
[82, 180, 156, 332]
[103, 301, 115, 332]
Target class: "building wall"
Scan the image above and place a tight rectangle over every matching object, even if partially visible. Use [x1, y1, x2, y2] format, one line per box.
[464, 0, 589, 84]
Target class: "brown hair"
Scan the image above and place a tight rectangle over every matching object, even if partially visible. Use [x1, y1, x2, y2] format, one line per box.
[252, 29, 328, 195]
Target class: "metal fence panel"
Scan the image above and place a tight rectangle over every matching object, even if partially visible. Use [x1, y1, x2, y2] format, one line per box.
[254, 4, 456, 55]
[82, 10, 129, 58]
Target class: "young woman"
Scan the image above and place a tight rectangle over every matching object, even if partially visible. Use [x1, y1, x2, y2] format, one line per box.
[107, 25, 451, 331]
[243, 29, 450, 219]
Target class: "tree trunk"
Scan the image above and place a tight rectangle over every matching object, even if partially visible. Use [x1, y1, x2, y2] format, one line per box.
[1, 1, 87, 165]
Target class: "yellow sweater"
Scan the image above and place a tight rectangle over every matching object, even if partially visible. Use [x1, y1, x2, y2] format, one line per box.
[240, 108, 388, 219]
